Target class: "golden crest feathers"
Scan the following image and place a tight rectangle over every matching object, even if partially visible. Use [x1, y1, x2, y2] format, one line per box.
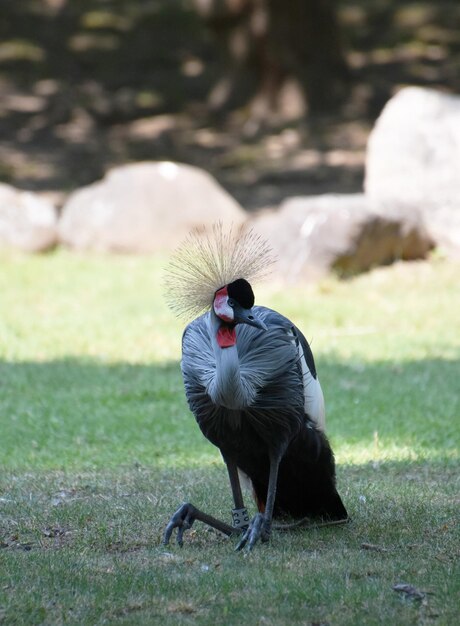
[164, 223, 274, 320]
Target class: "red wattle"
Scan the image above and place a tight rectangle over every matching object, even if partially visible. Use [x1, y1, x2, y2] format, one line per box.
[217, 326, 236, 348]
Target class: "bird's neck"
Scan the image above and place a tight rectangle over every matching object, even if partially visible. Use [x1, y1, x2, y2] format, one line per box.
[207, 311, 253, 410]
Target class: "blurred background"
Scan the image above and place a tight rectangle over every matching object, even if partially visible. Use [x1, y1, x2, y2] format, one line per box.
[1, 7, 459, 622]
[1, 0, 459, 212]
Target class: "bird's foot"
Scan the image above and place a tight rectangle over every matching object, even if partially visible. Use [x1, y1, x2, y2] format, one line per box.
[235, 513, 271, 551]
[163, 502, 197, 547]
[163, 502, 237, 546]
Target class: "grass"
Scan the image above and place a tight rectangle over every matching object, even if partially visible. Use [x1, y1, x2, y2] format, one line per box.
[0, 251, 459, 625]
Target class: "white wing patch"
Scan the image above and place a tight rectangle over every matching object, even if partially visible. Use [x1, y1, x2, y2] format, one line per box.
[288, 330, 326, 432]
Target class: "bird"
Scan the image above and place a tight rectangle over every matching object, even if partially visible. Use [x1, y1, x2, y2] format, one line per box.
[163, 224, 348, 550]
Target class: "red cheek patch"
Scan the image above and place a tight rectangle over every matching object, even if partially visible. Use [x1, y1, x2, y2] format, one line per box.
[217, 326, 236, 348]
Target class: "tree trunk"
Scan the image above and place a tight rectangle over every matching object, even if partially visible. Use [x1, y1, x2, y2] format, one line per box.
[194, 0, 349, 118]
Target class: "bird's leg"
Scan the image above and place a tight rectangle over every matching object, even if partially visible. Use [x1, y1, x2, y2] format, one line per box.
[236, 448, 284, 551]
[163, 502, 240, 547]
[163, 458, 249, 547]
[223, 457, 251, 531]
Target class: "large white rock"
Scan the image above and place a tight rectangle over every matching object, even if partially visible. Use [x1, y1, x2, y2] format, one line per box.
[251, 194, 433, 282]
[58, 162, 246, 252]
[0, 183, 57, 252]
[365, 87, 460, 256]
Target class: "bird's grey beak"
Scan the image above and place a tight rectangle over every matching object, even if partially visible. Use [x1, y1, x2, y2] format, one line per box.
[233, 305, 267, 331]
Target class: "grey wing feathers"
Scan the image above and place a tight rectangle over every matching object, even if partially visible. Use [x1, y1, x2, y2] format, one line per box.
[254, 307, 326, 431]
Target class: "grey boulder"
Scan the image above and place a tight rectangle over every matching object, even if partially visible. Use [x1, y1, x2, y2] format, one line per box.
[251, 194, 433, 282]
[58, 161, 246, 252]
[365, 86, 460, 257]
[0, 183, 57, 252]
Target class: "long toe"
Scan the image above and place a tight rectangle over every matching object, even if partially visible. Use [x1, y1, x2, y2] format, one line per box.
[235, 513, 269, 551]
[163, 502, 196, 546]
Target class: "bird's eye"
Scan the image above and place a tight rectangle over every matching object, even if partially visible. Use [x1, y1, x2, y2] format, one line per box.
[228, 298, 235, 308]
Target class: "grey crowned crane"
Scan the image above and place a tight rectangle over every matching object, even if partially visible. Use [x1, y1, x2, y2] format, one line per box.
[163, 225, 348, 550]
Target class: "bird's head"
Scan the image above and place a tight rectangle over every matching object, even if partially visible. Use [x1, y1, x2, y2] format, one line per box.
[165, 224, 274, 335]
[213, 278, 267, 347]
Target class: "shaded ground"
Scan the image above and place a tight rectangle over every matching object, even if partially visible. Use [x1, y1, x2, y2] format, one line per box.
[1, 0, 460, 210]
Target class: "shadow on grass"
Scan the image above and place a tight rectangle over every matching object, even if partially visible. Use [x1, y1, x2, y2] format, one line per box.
[1, 350, 458, 626]
[0, 455, 458, 553]
[0, 453, 457, 626]
[0, 354, 458, 472]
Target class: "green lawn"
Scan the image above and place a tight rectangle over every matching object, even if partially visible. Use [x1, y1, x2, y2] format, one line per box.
[0, 252, 459, 625]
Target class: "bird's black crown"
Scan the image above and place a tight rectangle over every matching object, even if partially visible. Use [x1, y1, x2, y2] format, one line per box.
[227, 278, 255, 309]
